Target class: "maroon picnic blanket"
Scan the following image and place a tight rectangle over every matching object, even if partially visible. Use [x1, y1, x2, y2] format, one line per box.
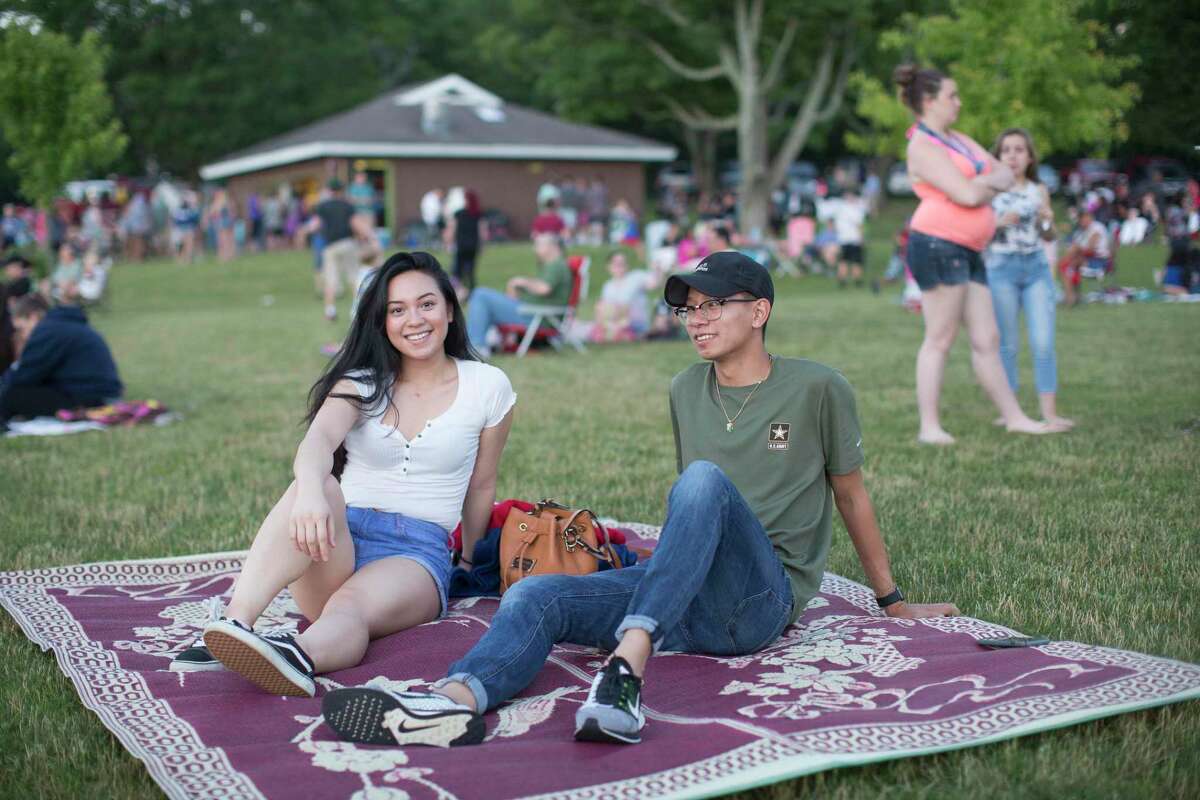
[2, 521, 1197, 799]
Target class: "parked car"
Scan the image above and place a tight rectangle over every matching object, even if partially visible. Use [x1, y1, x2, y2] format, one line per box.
[1036, 164, 1060, 194]
[1126, 157, 1191, 198]
[718, 160, 742, 190]
[887, 162, 914, 196]
[785, 161, 820, 198]
[656, 162, 695, 193]
[1064, 158, 1119, 193]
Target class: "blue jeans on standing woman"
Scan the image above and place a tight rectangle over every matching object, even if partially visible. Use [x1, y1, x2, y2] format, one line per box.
[438, 461, 795, 712]
[986, 250, 1058, 394]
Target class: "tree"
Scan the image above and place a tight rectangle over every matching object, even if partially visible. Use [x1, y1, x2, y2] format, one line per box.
[847, 0, 1138, 160]
[473, 1, 731, 196]
[1091, 0, 1200, 161]
[8, 0, 510, 177]
[637, 0, 861, 233]
[495, 0, 870, 232]
[0, 23, 127, 208]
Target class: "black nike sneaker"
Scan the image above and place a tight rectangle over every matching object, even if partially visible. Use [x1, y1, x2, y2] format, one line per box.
[574, 656, 645, 744]
[322, 688, 485, 747]
[203, 618, 316, 697]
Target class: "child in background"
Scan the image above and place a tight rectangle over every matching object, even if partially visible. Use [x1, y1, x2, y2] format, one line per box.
[825, 188, 868, 288]
[47, 242, 84, 303]
[1057, 207, 1109, 305]
[591, 251, 656, 342]
[608, 200, 640, 246]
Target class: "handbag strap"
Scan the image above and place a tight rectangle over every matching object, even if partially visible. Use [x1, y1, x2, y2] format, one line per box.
[560, 508, 620, 568]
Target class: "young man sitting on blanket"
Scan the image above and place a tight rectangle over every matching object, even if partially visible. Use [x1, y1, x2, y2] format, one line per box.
[322, 251, 959, 748]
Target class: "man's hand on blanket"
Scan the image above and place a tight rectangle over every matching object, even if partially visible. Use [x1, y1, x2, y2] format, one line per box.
[289, 491, 336, 562]
[885, 601, 960, 619]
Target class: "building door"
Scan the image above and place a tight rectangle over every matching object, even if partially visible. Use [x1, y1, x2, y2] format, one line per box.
[352, 159, 395, 244]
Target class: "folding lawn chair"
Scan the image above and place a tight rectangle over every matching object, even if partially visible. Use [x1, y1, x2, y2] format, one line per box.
[497, 255, 590, 358]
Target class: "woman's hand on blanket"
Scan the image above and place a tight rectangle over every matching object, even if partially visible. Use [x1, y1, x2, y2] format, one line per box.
[885, 601, 960, 619]
[289, 491, 335, 562]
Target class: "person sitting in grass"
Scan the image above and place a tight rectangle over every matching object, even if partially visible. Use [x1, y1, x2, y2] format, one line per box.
[464, 234, 573, 359]
[591, 251, 656, 342]
[46, 242, 84, 304]
[2, 253, 35, 298]
[0, 294, 123, 425]
[177, 252, 516, 701]
[321, 251, 958, 749]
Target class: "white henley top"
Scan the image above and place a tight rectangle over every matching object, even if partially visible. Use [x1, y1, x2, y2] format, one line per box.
[339, 359, 516, 532]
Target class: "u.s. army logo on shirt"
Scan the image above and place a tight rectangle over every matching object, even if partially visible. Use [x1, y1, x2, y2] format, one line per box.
[767, 422, 790, 450]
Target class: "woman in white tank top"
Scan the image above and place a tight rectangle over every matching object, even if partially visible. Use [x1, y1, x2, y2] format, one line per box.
[174, 252, 516, 698]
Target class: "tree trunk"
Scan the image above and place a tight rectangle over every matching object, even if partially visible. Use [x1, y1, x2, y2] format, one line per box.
[684, 127, 719, 198]
[736, 13, 772, 238]
[737, 93, 772, 236]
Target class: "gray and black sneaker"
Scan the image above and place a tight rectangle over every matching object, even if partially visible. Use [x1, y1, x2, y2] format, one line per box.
[203, 618, 316, 697]
[323, 688, 485, 748]
[574, 656, 645, 744]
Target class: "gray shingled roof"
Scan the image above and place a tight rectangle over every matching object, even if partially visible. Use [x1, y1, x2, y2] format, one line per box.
[201, 77, 675, 179]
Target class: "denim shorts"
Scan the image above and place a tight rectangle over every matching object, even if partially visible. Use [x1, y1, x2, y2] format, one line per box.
[907, 231, 987, 290]
[345, 506, 451, 615]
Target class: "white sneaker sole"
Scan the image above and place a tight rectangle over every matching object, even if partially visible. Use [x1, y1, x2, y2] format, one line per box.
[322, 689, 485, 747]
[203, 622, 314, 697]
[574, 705, 644, 744]
[169, 658, 225, 673]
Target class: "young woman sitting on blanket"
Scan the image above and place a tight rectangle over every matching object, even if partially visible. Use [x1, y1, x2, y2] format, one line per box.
[172, 251, 516, 698]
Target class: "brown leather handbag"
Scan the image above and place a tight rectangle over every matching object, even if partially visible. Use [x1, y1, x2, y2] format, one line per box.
[498, 499, 622, 594]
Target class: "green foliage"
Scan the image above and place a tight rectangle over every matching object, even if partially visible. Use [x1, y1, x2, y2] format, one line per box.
[0, 24, 126, 208]
[1092, 0, 1200, 159]
[848, 0, 1139, 159]
[8, 0, 510, 177]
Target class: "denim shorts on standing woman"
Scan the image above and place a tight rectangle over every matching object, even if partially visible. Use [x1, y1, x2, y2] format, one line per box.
[345, 506, 451, 616]
[907, 230, 987, 290]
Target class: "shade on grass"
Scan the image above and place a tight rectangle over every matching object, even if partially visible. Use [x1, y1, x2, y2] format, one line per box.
[1, 201, 1197, 798]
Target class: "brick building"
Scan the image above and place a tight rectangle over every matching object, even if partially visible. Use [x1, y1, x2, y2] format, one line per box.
[199, 75, 675, 239]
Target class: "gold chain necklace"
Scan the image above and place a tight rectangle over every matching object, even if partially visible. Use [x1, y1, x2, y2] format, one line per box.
[711, 355, 773, 432]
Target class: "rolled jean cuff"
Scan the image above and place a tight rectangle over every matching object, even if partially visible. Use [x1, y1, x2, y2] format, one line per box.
[436, 672, 488, 714]
[615, 614, 664, 653]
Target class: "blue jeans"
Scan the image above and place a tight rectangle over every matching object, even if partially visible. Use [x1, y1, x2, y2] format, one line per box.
[465, 287, 534, 352]
[440, 461, 794, 712]
[986, 250, 1058, 394]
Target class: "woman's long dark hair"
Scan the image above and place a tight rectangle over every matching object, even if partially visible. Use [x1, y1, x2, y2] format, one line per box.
[306, 250, 479, 477]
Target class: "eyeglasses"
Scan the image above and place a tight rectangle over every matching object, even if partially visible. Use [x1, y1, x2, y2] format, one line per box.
[672, 297, 758, 323]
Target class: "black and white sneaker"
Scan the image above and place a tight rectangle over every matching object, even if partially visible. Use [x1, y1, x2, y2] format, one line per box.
[203, 618, 316, 697]
[574, 656, 645, 744]
[170, 637, 224, 672]
[170, 598, 225, 672]
[323, 688, 485, 748]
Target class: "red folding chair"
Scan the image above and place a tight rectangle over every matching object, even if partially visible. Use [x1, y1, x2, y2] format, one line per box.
[497, 255, 589, 357]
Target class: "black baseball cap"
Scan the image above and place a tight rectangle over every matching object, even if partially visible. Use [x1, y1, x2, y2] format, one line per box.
[664, 250, 774, 307]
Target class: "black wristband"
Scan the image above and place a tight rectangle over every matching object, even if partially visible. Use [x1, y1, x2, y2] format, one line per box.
[875, 586, 904, 608]
[459, 557, 474, 567]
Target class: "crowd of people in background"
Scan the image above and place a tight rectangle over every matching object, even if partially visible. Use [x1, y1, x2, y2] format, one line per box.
[1, 110, 1197, 425]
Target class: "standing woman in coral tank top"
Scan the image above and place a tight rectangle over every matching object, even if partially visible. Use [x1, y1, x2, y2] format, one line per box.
[897, 64, 1063, 444]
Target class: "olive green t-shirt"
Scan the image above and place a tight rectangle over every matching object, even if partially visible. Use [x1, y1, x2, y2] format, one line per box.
[669, 357, 865, 624]
[518, 257, 572, 307]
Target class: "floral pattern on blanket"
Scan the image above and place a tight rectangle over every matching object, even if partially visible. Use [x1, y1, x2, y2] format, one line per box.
[2, 529, 1198, 800]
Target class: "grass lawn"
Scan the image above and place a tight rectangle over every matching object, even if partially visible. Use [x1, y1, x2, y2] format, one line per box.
[2, 200, 1197, 798]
